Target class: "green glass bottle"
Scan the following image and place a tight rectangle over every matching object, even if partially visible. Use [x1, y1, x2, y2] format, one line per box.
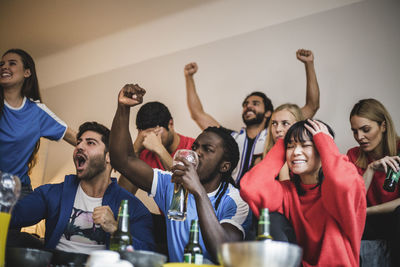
[256, 208, 273, 241]
[383, 152, 400, 192]
[183, 219, 203, 264]
[110, 199, 132, 251]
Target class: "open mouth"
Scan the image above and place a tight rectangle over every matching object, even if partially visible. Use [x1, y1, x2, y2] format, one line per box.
[75, 154, 87, 171]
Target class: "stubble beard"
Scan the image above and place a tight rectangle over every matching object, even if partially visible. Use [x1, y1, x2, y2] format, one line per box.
[77, 153, 107, 181]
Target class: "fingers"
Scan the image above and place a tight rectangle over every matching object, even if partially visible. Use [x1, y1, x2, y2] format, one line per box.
[296, 49, 314, 62]
[184, 62, 198, 76]
[119, 83, 146, 106]
[384, 156, 400, 173]
[305, 119, 333, 139]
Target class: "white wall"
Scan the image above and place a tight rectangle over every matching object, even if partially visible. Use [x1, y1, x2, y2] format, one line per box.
[34, 0, 399, 186]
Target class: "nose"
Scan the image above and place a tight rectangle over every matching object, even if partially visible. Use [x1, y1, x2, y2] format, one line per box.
[293, 145, 302, 155]
[276, 123, 283, 133]
[355, 131, 363, 141]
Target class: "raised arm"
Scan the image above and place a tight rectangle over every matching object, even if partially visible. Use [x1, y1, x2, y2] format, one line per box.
[296, 49, 320, 119]
[109, 84, 154, 193]
[240, 139, 286, 217]
[184, 62, 220, 130]
[63, 127, 77, 146]
[305, 120, 366, 236]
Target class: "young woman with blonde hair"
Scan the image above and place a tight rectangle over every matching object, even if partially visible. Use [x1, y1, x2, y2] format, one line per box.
[254, 103, 305, 181]
[347, 98, 400, 265]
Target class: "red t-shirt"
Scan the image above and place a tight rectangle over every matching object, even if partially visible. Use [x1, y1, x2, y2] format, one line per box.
[139, 134, 195, 170]
[240, 134, 366, 266]
[346, 141, 400, 206]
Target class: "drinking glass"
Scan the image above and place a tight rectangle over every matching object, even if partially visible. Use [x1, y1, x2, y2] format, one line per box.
[167, 149, 198, 221]
[0, 171, 21, 267]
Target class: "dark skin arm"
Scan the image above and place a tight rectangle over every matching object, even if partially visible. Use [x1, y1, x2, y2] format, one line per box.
[171, 157, 243, 262]
[109, 84, 154, 192]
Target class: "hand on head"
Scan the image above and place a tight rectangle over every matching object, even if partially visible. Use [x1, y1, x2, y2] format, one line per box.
[118, 83, 146, 107]
[184, 62, 198, 77]
[296, 49, 314, 63]
[142, 129, 163, 152]
[304, 119, 333, 139]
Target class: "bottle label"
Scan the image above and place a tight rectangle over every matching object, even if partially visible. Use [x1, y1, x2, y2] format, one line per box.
[194, 254, 203, 264]
[183, 253, 192, 263]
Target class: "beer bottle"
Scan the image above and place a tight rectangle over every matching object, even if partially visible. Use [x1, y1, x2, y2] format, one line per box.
[110, 199, 133, 251]
[256, 208, 273, 241]
[383, 154, 400, 192]
[183, 219, 203, 264]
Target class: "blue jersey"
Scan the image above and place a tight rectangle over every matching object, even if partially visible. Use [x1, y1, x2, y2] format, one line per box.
[150, 169, 251, 262]
[0, 98, 67, 185]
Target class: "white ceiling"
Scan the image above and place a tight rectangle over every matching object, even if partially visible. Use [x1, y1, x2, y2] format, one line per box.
[0, 0, 213, 58]
[1, 0, 364, 89]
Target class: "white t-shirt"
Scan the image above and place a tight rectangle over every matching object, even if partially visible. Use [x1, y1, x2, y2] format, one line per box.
[56, 184, 106, 254]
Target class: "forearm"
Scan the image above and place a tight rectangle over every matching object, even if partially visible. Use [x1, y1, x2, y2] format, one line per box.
[110, 105, 154, 192]
[185, 75, 219, 130]
[362, 166, 375, 192]
[367, 198, 400, 215]
[63, 127, 77, 146]
[110, 105, 135, 169]
[240, 139, 286, 216]
[193, 189, 239, 262]
[301, 62, 320, 119]
[154, 146, 173, 170]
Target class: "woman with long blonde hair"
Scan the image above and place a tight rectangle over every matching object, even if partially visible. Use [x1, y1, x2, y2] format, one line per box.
[347, 98, 400, 265]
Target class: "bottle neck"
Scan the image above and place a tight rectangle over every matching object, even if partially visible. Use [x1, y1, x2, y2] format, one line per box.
[258, 209, 271, 236]
[188, 222, 200, 244]
[117, 201, 130, 233]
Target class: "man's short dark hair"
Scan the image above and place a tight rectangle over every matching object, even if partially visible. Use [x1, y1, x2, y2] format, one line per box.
[243, 91, 274, 113]
[136, 101, 172, 130]
[77, 122, 110, 151]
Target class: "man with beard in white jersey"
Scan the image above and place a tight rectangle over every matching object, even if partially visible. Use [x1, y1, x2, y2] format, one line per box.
[184, 49, 320, 185]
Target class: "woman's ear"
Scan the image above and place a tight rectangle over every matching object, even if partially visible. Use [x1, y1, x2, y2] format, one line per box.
[382, 120, 387, 132]
[24, 68, 31, 78]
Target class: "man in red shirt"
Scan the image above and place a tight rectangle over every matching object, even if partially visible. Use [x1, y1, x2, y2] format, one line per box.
[118, 101, 195, 194]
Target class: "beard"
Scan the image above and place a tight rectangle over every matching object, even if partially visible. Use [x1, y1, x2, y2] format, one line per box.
[242, 111, 266, 126]
[77, 153, 107, 181]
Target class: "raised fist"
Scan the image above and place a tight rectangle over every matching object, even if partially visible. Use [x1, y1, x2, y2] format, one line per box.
[296, 49, 314, 63]
[184, 62, 198, 77]
[118, 83, 146, 107]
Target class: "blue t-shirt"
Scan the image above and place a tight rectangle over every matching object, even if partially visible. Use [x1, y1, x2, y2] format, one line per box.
[0, 98, 67, 185]
[150, 169, 252, 262]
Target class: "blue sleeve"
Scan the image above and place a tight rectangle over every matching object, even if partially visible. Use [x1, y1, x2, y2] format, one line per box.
[10, 184, 52, 228]
[217, 188, 252, 239]
[129, 197, 156, 251]
[37, 102, 67, 141]
[151, 169, 174, 215]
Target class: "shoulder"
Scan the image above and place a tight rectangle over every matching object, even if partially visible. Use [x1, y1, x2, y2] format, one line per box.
[222, 184, 249, 208]
[346, 146, 360, 161]
[177, 134, 195, 148]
